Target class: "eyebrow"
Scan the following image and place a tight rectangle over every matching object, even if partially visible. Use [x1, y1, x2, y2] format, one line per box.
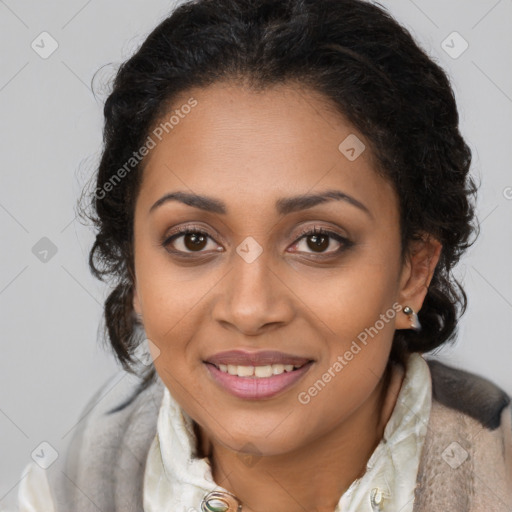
[149, 189, 372, 218]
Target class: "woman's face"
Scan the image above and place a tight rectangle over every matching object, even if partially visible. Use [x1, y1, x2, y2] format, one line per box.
[132, 82, 427, 455]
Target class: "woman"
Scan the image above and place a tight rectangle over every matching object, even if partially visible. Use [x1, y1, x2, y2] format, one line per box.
[17, 0, 512, 510]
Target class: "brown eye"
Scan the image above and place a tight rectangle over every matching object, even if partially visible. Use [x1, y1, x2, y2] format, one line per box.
[162, 228, 219, 254]
[306, 232, 330, 252]
[291, 226, 352, 255]
[182, 232, 208, 251]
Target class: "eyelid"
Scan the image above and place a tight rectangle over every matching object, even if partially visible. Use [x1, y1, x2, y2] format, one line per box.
[290, 225, 353, 254]
[161, 224, 221, 251]
[163, 223, 220, 242]
[294, 224, 347, 242]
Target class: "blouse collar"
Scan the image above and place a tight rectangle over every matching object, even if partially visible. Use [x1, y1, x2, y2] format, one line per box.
[143, 352, 432, 512]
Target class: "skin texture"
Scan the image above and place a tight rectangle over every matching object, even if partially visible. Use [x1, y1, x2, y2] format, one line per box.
[132, 82, 442, 512]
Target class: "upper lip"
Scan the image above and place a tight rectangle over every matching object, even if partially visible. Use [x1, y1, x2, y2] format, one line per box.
[205, 350, 313, 367]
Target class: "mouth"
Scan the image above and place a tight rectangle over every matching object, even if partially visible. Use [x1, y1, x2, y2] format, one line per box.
[203, 350, 314, 399]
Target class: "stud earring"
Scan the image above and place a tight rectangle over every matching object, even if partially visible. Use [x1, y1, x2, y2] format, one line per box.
[403, 306, 421, 331]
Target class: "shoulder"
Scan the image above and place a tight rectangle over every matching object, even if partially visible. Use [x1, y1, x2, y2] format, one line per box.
[17, 461, 56, 512]
[64, 369, 165, 456]
[425, 358, 511, 430]
[413, 359, 512, 511]
[44, 369, 165, 511]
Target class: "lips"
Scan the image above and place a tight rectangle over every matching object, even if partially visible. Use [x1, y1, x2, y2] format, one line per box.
[205, 350, 312, 367]
[203, 350, 314, 399]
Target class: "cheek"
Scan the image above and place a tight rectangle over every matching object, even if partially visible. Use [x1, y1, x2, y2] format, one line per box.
[133, 247, 216, 340]
[292, 352, 388, 445]
[295, 308, 396, 439]
[289, 252, 400, 341]
[290, 250, 400, 417]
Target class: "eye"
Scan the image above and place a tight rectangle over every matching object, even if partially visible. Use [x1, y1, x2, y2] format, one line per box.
[161, 224, 353, 257]
[161, 225, 221, 254]
[289, 226, 352, 255]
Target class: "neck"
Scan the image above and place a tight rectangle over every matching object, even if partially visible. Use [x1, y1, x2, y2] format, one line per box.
[195, 359, 405, 512]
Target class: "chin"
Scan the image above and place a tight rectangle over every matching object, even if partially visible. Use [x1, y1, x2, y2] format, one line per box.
[208, 416, 308, 456]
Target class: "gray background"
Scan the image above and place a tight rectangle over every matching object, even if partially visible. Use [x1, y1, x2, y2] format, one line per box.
[1, 0, 511, 508]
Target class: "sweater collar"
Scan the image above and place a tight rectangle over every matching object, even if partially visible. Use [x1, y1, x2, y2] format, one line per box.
[143, 352, 431, 512]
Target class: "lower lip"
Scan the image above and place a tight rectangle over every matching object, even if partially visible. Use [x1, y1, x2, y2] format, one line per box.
[204, 362, 313, 400]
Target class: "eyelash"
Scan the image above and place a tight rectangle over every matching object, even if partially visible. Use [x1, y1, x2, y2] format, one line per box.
[161, 224, 353, 258]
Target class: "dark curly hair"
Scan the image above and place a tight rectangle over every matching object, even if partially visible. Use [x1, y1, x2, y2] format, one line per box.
[80, 0, 478, 401]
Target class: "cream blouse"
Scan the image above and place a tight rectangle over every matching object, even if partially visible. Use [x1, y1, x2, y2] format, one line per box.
[17, 353, 431, 512]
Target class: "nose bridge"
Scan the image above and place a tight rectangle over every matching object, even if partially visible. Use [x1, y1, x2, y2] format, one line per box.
[233, 245, 272, 298]
[214, 241, 293, 333]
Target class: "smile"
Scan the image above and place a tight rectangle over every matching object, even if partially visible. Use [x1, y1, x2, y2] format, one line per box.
[204, 352, 314, 399]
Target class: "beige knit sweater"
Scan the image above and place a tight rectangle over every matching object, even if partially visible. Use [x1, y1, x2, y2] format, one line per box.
[413, 360, 512, 511]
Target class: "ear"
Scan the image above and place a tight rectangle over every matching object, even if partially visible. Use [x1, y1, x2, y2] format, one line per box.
[133, 283, 142, 317]
[395, 232, 442, 330]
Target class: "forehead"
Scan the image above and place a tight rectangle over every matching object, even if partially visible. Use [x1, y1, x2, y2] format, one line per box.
[137, 82, 398, 221]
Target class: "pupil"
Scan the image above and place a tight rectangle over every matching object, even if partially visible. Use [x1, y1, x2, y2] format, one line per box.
[185, 233, 207, 251]
[308, 234, 328, 252]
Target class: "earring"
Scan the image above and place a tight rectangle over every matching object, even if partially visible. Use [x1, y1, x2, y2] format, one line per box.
[403, 306, 421, 331]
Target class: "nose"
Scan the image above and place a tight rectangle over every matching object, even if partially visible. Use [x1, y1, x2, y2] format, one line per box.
[212, 248, 295, 337]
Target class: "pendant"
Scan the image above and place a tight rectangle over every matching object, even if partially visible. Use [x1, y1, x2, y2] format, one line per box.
[201, 490, 243, 512]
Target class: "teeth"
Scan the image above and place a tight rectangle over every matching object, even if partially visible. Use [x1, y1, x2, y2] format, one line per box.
[272, 364, 284, 375]
[255, 365, 273, 377]
[216, 363, 303, 377]
[237, 365, 255, 377]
